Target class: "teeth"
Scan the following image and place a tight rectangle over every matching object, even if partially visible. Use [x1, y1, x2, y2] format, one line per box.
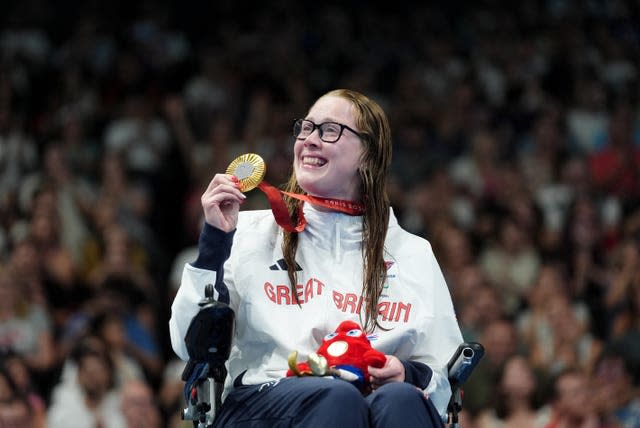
[303, 157, 326, 166]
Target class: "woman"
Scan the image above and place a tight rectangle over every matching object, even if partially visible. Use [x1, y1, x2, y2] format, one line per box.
[170, 89, 463, 427]
[0, 266, 56, 377]
[475, 355, 550, 428]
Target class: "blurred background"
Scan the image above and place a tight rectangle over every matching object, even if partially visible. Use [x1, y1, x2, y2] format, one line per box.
[0, 0, 639, 427]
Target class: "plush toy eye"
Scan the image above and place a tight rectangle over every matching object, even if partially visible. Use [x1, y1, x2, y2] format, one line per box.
[346, 329, 363, 337]
[324, 332, 338, 340]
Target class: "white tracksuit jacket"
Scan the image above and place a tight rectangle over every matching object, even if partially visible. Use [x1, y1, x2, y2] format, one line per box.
[170, 203, 463, 420]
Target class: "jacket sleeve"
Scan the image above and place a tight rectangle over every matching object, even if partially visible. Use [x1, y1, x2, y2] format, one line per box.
[402, 359, 432, 389]
[416, 243, 464, 422]
[423, 354, 455, 422]
[169, 223, 235, 360]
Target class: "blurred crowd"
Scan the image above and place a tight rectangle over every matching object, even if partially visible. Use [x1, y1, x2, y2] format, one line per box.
[0, 0, 639, 427]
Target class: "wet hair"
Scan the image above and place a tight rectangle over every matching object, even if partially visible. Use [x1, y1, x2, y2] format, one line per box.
[282, 89, 392, 332]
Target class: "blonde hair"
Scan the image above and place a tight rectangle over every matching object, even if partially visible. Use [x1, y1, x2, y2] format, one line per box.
[282, 89, 392, 332]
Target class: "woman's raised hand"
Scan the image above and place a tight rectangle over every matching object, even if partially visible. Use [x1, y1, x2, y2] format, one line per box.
[201, 174, 246, 232]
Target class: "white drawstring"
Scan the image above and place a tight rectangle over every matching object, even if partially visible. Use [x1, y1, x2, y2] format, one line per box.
[334, 216, 342, 263]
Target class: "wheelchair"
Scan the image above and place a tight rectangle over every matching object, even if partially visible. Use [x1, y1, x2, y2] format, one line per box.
[180, 284, 483, 428]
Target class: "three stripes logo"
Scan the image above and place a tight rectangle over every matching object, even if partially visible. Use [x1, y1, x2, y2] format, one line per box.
[269, 258, 302, 271]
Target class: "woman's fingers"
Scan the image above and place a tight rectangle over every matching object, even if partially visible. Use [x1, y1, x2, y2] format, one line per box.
[368, 356, 405, 389]
[202, 174, 246, 232]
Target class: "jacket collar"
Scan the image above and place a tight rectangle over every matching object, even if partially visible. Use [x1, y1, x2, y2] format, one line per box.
[300, 203, 398, 261]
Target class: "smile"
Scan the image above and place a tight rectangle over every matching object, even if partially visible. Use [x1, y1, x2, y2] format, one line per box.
[302, 156, 327, 167]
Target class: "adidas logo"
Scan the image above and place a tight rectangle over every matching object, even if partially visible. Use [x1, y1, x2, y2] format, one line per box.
[269, 258, 302, 271]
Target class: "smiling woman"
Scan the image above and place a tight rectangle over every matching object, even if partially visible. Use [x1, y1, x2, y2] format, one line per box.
[170, 88, 463, 428]
[292, 93, 366, 201]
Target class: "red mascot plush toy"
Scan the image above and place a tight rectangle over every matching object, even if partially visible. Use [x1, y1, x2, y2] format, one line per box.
[286, 320, 387, 393]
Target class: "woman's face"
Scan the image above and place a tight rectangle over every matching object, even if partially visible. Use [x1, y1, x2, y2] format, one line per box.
[501, 356, 535, 398]
[293, 95, 364, 201]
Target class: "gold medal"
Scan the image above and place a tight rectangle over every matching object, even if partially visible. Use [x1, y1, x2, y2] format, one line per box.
[225, 153, 266, 192]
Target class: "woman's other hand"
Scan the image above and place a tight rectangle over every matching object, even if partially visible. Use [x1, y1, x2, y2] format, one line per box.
[368, 355, 405, 390]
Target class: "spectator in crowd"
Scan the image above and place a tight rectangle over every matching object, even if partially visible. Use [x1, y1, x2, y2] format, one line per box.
[458, 280, 505, 343]
[560, 193, 613, 337]
[588, 102, 640, 203]
[157, 358, 188, 427]
[431, 222, 476, 287]
[517, 264, 595, 370]
[120, 379, 162, 428]
[531, 290, 602, 375]
[449, 127, 503, 202]
[0, 362, 38, 427]
[517, 106, 569, 196]
[90, 312, 146, 387]
[604, 236, 640, 382]
[566, 78, 610, 156]
[0, 395, 38, 428]
[449, 264, 491, 311]
[56, 275, 163, 386]
[0, 348, 46, 426]
[0, 266, 56, 384]
[606, 237, 640, 339]
[591, 348, 640, 428]
[478, 213, 541, 316]
[476, 354, 550, 428]
[0, 70, 39, 210]
[543, 368, 607, 428]
[81, 152, 160, 275]
[47, 336, 125, 428]
[103, 92, 172, 185]
[19, 143, 93, 264]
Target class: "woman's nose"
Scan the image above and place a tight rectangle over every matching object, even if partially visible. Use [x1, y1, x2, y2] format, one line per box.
[303, 130, 322, 147]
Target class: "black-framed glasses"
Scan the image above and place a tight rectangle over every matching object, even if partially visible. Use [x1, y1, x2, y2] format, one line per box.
[293, 119, 363, 143]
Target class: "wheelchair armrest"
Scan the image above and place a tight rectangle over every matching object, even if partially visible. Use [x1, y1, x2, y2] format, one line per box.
[181, 284, 235, 428]
[447, 342, 484, 388]
[446, 342, 484, 426]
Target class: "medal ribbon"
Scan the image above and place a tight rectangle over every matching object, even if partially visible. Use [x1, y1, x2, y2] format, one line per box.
[256, 181, 364, 233]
